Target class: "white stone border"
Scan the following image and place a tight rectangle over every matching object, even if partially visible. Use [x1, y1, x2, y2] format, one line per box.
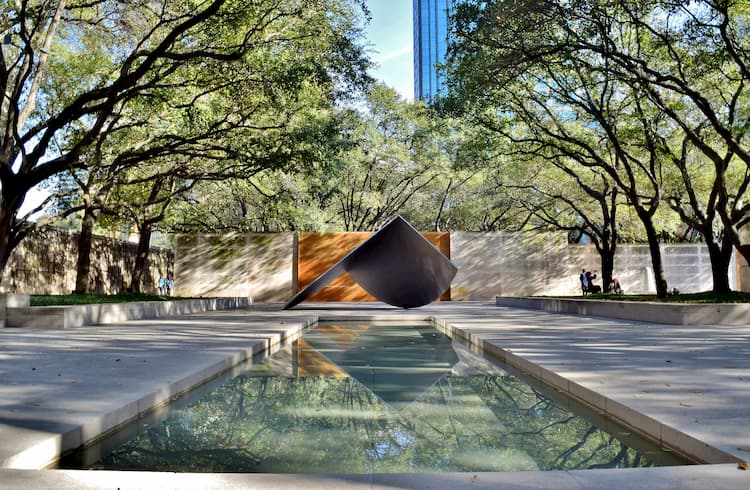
[5, 317, 314, 470]
[4, 298, 250, 329]
[432, 316, 743, 465]
[4, 310, 741, 471]
[495, 296, 750, 326]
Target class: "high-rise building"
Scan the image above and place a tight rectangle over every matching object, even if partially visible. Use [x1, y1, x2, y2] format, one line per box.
[413, 0, 456, 101]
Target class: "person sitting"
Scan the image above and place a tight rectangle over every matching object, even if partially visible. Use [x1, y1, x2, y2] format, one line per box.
[585, 270, 602, 293]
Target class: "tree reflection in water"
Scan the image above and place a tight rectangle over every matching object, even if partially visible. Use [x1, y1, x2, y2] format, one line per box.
[88, 324, 686, 473]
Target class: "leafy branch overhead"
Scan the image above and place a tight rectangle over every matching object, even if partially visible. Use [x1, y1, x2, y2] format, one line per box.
[0, 0, 372, 291]
[445, 0, 749, 296]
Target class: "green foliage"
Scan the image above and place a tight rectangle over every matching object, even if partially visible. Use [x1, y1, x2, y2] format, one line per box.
[171, 83, 531, 233]
[444, 0, 750, 294]
[0, 0, 373, 282]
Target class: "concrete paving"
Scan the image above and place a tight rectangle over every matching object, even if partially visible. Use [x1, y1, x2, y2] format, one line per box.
[0, 301, 749, 488]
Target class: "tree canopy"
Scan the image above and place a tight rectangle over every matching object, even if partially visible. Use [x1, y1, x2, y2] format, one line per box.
[443, 0, 750, 296]
[0, 0, 372, 290]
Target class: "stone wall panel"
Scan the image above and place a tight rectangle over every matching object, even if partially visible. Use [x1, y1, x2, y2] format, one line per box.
[6, 228, 745, 299]
[174, 233, 294, 302]
[1, 228, 172, 295]
[452, 233, 739, 298]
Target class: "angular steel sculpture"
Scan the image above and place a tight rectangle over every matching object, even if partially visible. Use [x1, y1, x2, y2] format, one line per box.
[283, 216, 457, 309]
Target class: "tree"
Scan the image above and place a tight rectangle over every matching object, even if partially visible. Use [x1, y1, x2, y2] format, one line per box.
[662, 133, 735, 293]
[552, 0, 750, 266]
[446, 8, 673, 296]
[0, 0, 371, 288]
[331, 85, 444, 231]
[17, 0, 372, 292]
[169, 85, 494, 235]
[1, 0, 224, 276]
[504, 157, 622, 293]
[445, 0, 750, 296]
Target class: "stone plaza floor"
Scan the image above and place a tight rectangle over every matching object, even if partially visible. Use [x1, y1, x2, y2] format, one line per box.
[0, 301, 748, 488]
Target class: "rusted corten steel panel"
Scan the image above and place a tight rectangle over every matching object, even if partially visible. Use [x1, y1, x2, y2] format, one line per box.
[297, 230, 451, 302]
[286, 217, 455, 309]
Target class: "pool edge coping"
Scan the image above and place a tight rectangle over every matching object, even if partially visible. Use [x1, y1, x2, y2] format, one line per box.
[3, 317, 316, 470]
[4, 310, 745, 474]
[431, 316, 745, 466]
[495, 296, 750, 326]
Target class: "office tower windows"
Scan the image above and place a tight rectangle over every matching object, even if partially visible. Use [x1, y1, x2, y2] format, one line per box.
[413, 0, 456, 101]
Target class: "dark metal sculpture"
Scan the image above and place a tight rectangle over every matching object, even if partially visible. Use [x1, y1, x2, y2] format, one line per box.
[283, 216, 457, 309]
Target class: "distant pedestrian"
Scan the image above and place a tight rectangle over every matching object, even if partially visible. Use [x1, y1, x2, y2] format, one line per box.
[157, 275, 166, 296]
[166, 277, 174, 296]
[580, 269, 589, 294]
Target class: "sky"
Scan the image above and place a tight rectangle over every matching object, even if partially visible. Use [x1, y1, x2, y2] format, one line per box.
[363, 0, 414, 101]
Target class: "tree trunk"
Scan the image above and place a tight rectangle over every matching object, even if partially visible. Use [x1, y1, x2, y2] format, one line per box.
[129, 224, 152, 293]
[722, 226, 750, 276]
[0, 207, 15, 286]
[641, 215, 668, 298]
[74, 205, 98, 294]
[0, 188, 25, 286]
[434, 179, 452, 232]
[706, 234, 733, 294]
[599, 247, 615, 293]
[715, 180, 750, 277]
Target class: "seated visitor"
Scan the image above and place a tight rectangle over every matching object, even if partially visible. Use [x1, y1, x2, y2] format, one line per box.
[585, 270, 602, 293]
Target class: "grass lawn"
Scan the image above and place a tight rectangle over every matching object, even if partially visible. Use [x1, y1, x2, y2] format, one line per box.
[31, 293, 172, 306]
[574, 291, 750, 303]
[30, 291, 750, 306]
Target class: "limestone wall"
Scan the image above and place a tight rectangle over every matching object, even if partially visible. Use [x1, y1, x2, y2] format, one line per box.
[739, 228, 750, 292]
[174, 233, 294, 302]
[6, 228, 744, 301]
[739, 254, 750, 292]
[451, 232, 574, 300]
[614, 244, 734, 294]
[452, 233, 738, 299]
[0, 228, 172, 295]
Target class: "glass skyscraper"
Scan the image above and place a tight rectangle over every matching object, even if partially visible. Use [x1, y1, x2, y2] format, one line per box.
[413, 0, 457, 101]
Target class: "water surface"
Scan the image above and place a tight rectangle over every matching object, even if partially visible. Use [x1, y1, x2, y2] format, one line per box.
[60, 322, 690, 473]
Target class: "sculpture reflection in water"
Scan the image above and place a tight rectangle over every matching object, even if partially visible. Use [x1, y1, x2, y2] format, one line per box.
[283, 216, 457, 309]
[64, 324, 690, 473]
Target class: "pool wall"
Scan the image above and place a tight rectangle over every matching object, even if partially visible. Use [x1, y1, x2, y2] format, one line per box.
[4, 317, 315, 470]
[431, 316, 742, 465]
[3, 311, 739, 471]
[496, 296, 750, 326]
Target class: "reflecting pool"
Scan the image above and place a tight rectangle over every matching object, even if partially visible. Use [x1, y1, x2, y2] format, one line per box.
[59, 322, 691, 473]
